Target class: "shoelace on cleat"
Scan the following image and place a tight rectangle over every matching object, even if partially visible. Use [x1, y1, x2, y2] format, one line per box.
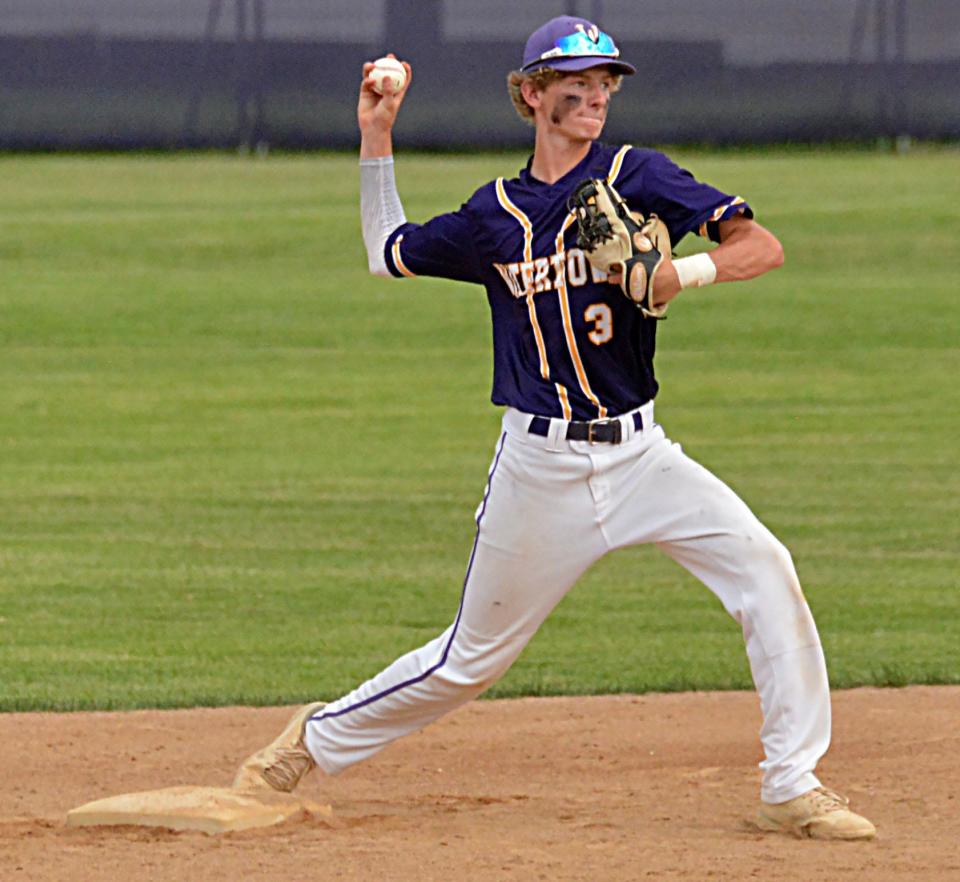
[264, 747, 312, 789]
[806, 787, 850, 813]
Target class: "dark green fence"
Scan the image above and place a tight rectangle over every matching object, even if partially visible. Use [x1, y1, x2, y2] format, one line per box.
[1, 0, 956, 149]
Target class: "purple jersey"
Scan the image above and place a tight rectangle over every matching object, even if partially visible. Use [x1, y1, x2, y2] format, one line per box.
[384, 142, 752, 420]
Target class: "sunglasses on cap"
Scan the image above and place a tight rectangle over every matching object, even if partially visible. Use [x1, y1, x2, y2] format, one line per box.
[522, 27, 620, 72]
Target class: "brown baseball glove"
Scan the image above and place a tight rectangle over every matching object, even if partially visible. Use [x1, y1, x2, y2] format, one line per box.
[568, 178, 672, 319]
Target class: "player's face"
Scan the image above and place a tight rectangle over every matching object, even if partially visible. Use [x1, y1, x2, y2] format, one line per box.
[539, 68, 616, 142]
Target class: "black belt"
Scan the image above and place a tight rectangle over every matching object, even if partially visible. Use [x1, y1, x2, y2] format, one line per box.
[528, 411, 644, 445]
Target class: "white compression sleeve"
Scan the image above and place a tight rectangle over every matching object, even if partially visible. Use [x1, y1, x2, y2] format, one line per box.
[360, 156, 407, 277]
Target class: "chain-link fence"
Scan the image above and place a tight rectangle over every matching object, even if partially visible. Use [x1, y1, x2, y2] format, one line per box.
[1, 0, 957, 149]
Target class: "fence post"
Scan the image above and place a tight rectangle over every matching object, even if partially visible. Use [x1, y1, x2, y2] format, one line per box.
[252, 0, 266, 149]
[875, 0, 889, 138]
[894, 0, 909, 145]
[183, 0, 225, 145]
[235, 0, 251, 150]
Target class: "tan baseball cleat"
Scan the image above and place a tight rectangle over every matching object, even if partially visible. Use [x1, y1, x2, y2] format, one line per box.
[756, 787, 877, 840]
[233, 701, 327, 793]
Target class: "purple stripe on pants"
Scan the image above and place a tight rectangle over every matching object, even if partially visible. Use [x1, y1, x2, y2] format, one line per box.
[310, 431, 508, 724]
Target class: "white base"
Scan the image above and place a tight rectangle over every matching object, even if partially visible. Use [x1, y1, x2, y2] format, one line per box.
[66, 785, 332, 834]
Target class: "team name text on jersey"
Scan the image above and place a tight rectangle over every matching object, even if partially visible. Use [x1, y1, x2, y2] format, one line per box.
[493, 247, 608, 299]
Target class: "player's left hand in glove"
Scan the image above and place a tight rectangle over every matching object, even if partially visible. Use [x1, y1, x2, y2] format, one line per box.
[568, 178, 673, 319]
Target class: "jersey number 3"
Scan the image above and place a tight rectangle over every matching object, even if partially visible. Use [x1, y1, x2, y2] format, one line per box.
[584, 303, 613, 345]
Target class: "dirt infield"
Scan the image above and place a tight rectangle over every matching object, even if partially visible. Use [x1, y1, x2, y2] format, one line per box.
[2, 687, 957, 881]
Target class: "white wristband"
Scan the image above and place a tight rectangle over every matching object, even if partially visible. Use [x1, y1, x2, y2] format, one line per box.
[673, 253, 717, 289]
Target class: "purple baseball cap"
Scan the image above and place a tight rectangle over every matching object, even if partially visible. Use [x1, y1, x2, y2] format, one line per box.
[520, 16, 635, 75]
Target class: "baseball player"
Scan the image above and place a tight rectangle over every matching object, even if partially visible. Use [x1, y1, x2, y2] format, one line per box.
[236, 16, 876, 840]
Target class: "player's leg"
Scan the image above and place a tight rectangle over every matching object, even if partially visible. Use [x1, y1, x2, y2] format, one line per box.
[653, 501, 876, 838]
[655, 502, 830, 805]
[304, 427, 607, 775]
[599, 428, 873, 836]
[599, 430, 829, 801]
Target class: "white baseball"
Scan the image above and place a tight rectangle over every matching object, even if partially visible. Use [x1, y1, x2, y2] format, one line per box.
[370, 56, 407, 95]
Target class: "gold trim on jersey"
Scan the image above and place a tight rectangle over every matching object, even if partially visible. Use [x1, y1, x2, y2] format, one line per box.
[495, 177, 533, 262]
[554, 211, 607, 419]
[496, 177, 557, 405]
[526, 295, 551, 381]
[698, 196, 747, 237]
[607, 144, 631, 186]
[391, 234, 416, 277]
[555, 383, 572, 420]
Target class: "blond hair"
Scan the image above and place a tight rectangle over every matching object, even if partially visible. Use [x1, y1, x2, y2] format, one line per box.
[506, 67, 623, 126]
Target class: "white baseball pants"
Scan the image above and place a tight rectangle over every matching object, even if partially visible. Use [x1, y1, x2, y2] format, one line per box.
[305, 403, 830, 803]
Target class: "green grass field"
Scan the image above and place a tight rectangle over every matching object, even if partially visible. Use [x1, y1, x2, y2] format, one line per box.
[1, 149, 957, 711]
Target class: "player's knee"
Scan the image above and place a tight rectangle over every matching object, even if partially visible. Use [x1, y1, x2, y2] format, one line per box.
[436, 635, 523, 692]
[432, 660, 500, 693]
[738, 528, 800, 592]
[764, 533, 797, 578]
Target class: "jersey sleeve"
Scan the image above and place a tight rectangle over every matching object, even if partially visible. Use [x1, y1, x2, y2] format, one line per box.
[383, 202, 483, 284]
[630, 151, 754, 245]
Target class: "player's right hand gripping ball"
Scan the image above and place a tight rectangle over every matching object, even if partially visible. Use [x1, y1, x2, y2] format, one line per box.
[568, 179, 672, 319]
[370, 56, 407, 95]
